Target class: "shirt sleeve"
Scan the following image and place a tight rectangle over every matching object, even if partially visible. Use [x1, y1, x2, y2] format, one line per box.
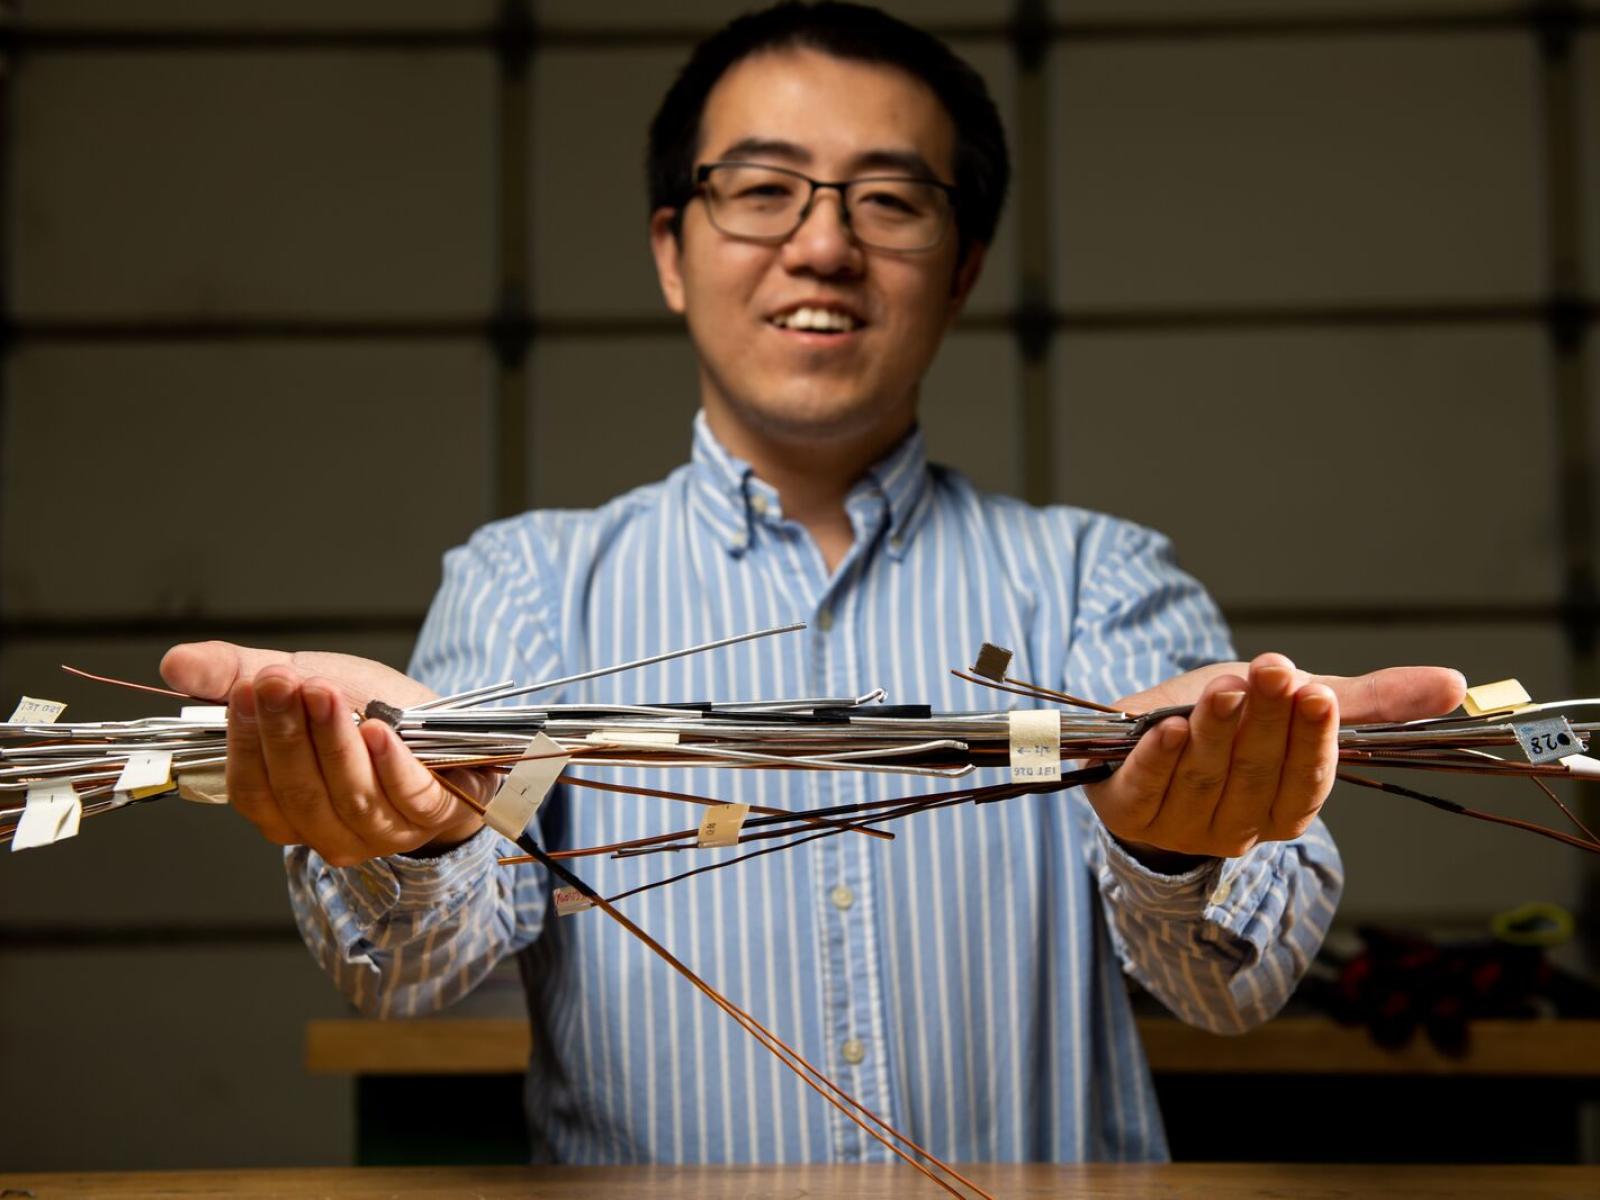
[1066, 515, 1345, 1033]
[285, 518, 567, 1017]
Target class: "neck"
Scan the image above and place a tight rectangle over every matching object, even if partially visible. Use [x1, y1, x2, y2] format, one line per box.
[703, 401, 913, 573]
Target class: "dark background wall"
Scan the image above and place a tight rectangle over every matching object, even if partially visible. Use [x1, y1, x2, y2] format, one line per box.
[1, 0, 1597, 1171]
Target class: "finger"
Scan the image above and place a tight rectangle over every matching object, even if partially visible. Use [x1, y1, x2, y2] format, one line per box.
[160, 641, 298, 702]
[1145, 673, 1249, 849]
[1312, 665, 1467, 725]
[224, 678, 298, 846]
[360, 719, 467, 833]
[1091, 717, 1190, 837]
[1209, 654, 1299, 845]
[252, 667, 372, 864]
[1269, 683, 1339, 839]
[301, 678, 425, 851]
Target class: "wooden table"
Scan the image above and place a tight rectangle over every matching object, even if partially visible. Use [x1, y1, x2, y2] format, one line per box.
[305, 1015, 1600, 1076]
[5, 1164, 1599, 1198]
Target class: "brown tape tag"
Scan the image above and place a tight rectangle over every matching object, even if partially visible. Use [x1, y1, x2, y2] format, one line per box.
[553, 885, 594, 916]
[585, 729, 681, 746]
[1009, 710, 1062, 783]
[176, 767, 230, 805]
[697, 803, 751, 848]
[8, 696, 66, 724]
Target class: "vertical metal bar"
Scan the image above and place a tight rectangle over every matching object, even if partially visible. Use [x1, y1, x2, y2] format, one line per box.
[1532, 2, 1599, 970]
[1012, 0, 1053, 505]
[0, 1, 14, 630]
[492, 0, 534, 519]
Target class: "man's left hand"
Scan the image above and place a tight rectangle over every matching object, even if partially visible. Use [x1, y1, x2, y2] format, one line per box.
[1083, 654, 1467, 865]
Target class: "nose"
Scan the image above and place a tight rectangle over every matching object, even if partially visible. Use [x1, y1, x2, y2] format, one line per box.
[780, 188, 864, 278]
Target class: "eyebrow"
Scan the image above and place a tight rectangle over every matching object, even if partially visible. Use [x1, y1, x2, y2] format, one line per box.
[712, 137, 942, 181]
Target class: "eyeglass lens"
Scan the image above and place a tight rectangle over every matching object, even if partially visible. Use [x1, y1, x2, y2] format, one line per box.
[701, 164, 949, 250]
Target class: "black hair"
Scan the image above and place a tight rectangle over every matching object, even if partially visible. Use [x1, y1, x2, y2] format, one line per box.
[647, 1, 1009, 255]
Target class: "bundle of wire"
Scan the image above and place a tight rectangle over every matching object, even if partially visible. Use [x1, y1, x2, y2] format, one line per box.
[4, 622, 1599, 1198]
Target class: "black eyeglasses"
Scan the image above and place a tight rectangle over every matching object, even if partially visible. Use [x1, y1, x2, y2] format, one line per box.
[692, 162, 957, 252]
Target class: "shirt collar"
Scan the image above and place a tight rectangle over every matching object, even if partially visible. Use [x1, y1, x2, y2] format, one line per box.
[689, 410, 933, 561]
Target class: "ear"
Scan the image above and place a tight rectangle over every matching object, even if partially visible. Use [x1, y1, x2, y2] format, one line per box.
[944, 241, 987, 327]
[650, 208, 687, 315]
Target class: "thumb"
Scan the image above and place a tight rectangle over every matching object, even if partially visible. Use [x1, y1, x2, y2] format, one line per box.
[159, 640, 297, 701]
[1313, 665, 1467, 725]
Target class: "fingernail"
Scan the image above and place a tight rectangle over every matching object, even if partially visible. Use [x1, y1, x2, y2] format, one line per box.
[1159, 720, 1188, 752]
[361, 720, 390, 759]
[1259, 667, 1294, 698]
[1299, 692, 1333, 721]
[1211, 690, 1246, 719]
[257, 679, 292, 714]
[303, 687, 333, 725]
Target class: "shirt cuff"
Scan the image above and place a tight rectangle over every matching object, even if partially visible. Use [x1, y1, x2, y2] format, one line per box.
[1095, 820, 1223, 916]
[323, 824, 503, 926]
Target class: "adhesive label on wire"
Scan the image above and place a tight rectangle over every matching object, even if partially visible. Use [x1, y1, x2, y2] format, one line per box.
[553, 885, 594, 916]
[11, 783, 82, 851]
[1512, 716, 1582, 765]
[8, 696, 66, 724]
[1009, 710, 1062, 783]
[484, 732, 570, 841]
[179, 706, 228, 723]
[1461, 679, 1532, 718]
[114, 750, 173, 799]
[585, 729, 681, 746]
[697, 803, 751, 848]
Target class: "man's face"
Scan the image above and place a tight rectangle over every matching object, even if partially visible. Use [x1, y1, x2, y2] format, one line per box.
[651, 48, 983, 447]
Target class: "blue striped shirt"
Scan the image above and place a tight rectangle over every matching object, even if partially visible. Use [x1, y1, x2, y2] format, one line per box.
[287, 412, 1343, 1165]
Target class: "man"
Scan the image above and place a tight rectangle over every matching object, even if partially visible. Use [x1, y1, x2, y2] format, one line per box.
[161, 2, 1464, 1165]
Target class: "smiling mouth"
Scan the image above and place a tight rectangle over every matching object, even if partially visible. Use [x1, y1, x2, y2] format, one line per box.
[767, 306, 865, 335]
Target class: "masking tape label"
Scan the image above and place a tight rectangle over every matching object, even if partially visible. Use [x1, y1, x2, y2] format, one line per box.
[585, 729, 681, 746]
[1462, 679, 1533, 718]
[697, 803, 751, 848]
[114, 750, 173, 799]
[483, 732, 570, 841]
[179, 706, 228, 723]
[176, 766, 230, 805]
[9, 697, 66, 724]
[11, 783, 82, 851]
[1009, 710, 1062, 783]
[553, 885, 594, 916]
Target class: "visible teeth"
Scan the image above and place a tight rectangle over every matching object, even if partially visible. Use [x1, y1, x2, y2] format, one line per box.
[775, 306, 859, 332]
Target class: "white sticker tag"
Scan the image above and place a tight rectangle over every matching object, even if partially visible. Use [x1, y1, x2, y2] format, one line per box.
[11, 783, 82, 851]
[697, 803, 751, 848]
[8, 696, 67, 724]
[584, 729, 681, 746]
[1009, 710, 1062, 783]
[179, 706, 229, 723]
[553, 885, 594, 915]
[114, 750, 173, 798]
[483, 732, 570, 841]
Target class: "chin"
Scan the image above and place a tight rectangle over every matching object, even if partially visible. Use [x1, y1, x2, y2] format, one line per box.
[740, 392, 897, 445]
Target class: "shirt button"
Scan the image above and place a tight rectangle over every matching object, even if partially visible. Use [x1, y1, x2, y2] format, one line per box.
[817, 608, 834, 632]
[841, 1038, 866, 1065]
[750, 493, 770, 517]
[830, 884, 856, 911]
[1210, 878, 1232, 905]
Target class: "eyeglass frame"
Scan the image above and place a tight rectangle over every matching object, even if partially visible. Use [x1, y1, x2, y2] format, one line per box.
[689, 161, 960, 252]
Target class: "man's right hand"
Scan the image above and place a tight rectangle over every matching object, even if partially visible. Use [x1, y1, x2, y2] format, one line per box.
[160, 642, 488, 865]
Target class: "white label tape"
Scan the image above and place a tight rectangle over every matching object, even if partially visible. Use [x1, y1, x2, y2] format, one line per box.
[8, 696, 66, 724]
[585, 729, 681, 747]
[697, 803, 751, 848]
[114, 750, 173, 798]
[179, 706, 229, 723]
[553, 885, 594, 916]
[1009, 710, 1062, 783]
[483, 732, 570, 841]
[11, 783, 82, 851]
